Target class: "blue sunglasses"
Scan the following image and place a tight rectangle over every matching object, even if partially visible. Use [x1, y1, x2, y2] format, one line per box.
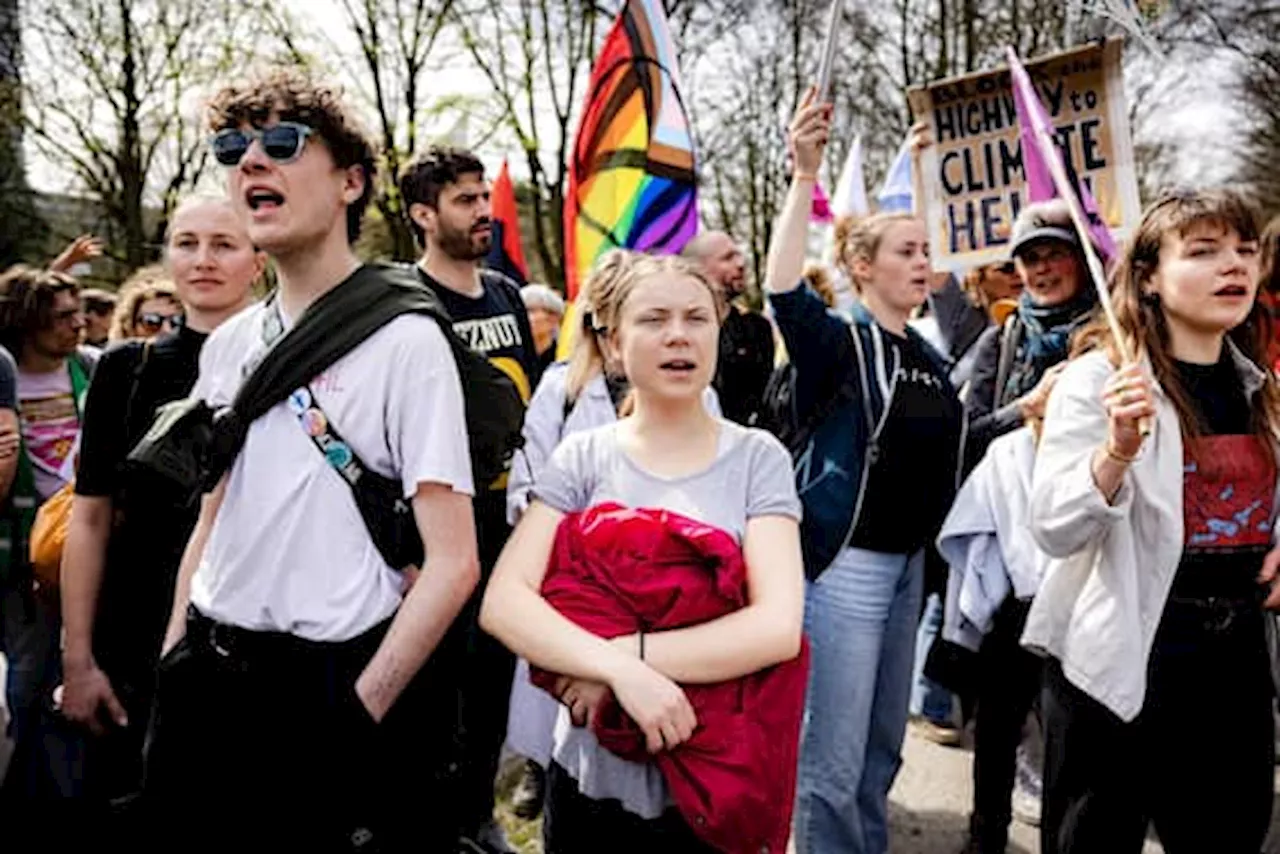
[210, 121, 315, 167]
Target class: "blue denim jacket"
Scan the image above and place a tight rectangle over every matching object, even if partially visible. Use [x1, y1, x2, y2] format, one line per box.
[769, 285, 965, 579]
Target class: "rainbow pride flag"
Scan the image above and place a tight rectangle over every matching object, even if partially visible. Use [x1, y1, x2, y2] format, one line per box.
[562, 0, 698, 305]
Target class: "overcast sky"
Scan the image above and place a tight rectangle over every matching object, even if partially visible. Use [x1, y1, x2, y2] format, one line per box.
[22, 1, 1242, 199]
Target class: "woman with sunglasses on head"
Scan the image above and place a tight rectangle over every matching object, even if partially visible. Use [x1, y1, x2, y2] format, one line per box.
[58, 194, 262, 827]
[1027, 188, 1278, 854]
[953, 197, 1102, 854]
[108, 266, 184, 342]
[960, 260, 1023, 325]
[768, 92, 964, 854]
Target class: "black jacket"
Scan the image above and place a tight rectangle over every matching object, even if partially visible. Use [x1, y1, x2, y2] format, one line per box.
[964, 315, 1028, 472]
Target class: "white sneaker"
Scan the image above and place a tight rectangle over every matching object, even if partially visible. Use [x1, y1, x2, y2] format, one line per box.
[1011, 783, 1042, 827]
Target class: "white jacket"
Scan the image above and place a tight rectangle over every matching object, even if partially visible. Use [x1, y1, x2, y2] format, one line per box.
[505, 362, 722, 524]
[1021, 344, 1277, 722]
[939, 427, 1043, 651]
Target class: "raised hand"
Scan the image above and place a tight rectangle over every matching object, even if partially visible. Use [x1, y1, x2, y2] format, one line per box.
[1100, 362, 1155, 460]
[49, 235, 106, 274]
[788, 86, 833, 180]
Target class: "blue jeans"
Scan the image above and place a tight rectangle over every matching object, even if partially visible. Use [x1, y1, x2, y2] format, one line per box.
[909, 593, 953, 724]
[1, 587, 82, 802]
[795, 547, 924, 854]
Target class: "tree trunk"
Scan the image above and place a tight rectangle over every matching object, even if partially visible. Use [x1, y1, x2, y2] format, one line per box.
[118, 0, 146, 268]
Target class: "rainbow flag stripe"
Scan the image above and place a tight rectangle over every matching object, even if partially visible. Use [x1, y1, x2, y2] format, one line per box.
[563, 0, 698, 301]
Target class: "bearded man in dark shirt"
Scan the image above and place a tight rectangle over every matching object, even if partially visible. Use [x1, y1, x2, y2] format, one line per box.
[682, 230, 775, 426]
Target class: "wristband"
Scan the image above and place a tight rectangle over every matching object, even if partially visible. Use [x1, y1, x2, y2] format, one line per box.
[1104, 440, 1139, 465]
[793, 172, 818, 183]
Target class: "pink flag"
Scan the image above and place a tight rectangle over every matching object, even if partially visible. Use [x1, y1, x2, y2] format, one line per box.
[811, 180, 834, 224]
[1007, 49, 1118, 263]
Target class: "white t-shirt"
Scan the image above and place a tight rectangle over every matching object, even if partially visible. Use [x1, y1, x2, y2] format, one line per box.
[188, 300, 474, 641]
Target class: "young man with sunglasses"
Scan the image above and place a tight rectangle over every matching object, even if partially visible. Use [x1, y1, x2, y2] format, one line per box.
[142, 70, 480, 851]
[400, 146, 536, 854]
[0, 266, 97, 809]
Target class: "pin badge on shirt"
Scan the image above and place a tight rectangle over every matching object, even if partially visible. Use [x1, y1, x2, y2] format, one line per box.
[324, 442, 353, 469]
[302, 408, 328, 438]
[288, 388, 313, 414]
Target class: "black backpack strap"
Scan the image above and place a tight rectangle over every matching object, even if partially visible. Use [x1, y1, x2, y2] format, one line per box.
[206, 264, 448, 487]
[287, 386, 422, 570]
[122, 339, 154, 437]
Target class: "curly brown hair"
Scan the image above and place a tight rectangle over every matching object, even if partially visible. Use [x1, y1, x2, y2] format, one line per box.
[110, 265, 178, 341]
[1075, 188, 1277, 443]
[0, 265, 80, 357]
[205, 67, 378, 244]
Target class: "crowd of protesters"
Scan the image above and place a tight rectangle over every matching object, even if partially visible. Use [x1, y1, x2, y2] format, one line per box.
[0, 64, 1275, 854]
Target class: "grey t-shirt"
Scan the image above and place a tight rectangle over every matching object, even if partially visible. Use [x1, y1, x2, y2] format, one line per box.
[534, 418, 802, 818]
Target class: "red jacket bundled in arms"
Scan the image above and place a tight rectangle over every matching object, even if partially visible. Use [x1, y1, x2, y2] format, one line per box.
[532, 502, 809, 854]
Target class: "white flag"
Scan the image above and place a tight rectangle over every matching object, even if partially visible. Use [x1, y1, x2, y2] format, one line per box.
[876, 138, 913, 214]
[831, 135, 870, 219]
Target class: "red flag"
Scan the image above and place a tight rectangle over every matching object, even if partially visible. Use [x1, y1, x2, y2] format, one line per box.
[485, 160, 529, 285]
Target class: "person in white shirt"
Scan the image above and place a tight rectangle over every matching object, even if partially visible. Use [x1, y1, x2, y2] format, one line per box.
[142, 68, 479, 852]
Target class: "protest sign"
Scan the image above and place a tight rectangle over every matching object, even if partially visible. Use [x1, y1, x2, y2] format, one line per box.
[907, 39, 1141, 272]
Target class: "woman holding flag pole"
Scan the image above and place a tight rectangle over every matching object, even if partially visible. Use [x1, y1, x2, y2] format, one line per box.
[998, 47, 1280, 851]
[766, 87, 965, 853]
[1026, 188, 1280, 854]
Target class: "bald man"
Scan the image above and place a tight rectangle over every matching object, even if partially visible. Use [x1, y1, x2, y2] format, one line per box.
[682, 231, 775, 426]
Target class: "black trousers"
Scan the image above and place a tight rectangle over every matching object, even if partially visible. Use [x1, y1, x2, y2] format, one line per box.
[451, 510, 519, 837]
[968, 596, 1042, 851]
[142, 609, 461, 852]
[448, 596, 516, 836]
[1041, 599, 1275, 854]
[543, 762, 715, 854]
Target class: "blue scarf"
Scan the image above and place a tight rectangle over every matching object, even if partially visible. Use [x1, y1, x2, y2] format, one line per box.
[1003, 288, 1098, 402]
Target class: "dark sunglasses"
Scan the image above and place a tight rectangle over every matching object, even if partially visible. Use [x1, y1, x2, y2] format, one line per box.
[210, 122, 314, 167]
[137, 312, 184, 332]
[995, 261, 1017, 275]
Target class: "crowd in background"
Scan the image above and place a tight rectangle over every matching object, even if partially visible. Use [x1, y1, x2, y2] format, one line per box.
[0, 65, 1276, 854]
